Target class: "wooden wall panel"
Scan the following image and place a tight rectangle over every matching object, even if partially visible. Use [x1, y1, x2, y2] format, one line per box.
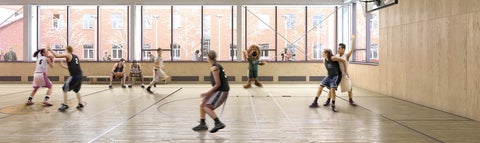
[421, 20, 434, 108]
[468, 0, 480, 13]
[467, 11, 480, 121]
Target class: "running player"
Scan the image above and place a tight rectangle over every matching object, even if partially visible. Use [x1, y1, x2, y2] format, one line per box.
[26, 49, 54, 106]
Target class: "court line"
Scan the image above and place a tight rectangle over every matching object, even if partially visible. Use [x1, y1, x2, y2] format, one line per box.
[87, 87, 182, 143]
[0, 90, 31, 97]
[328, 90, 444, 143]
[248, 92, 261, 136]
[269, 92, 309, 142]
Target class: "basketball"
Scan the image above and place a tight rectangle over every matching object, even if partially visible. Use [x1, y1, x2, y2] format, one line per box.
[115, 72, 123, 78]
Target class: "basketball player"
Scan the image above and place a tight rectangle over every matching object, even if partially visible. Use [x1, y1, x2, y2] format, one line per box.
[26, 49, 54, 106]
[334, 35, 356, 106]
[48, 46, 84, 112]
[309, 49, 346, 112]
[109, 58, 127, 89]
[128, 60, 144, 88]
[145, 48, 169, 94]
[192, 50, 229, 133]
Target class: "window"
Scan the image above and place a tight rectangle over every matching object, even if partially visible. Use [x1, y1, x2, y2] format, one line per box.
[83, 14, 94, 29]
[143, 44, 152, 60]
[52, 14, 63, 29]
[230, 44, 237, 60]
[52, 44, 64, 54]
[203, 15, 211, 39]
[283, 14, 296, 29]
[83, 44, 94, 59]
[257, 14, 270, 30]
[370, 43, 378, 59]
[144, 14, 153, 29]
[286, 44, 296, 61]
[202, 39, 210, 60]
[312, 43, 323, 60]
[112, 14, 123, 29]
[112, 44, 122, 59]
[259, 43, 269, 59]
[172, 43, 181, 59]
[173, 14, 181, 29]
[312, 15, 323, 29]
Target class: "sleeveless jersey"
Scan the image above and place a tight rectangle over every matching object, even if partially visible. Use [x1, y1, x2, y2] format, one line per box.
[210, 63, 230, 91]
[35, 56, 49, 73]
[68, 54, 83, 76]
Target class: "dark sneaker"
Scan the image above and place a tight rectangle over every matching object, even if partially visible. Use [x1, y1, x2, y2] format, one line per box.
[109, 85, 113, 89]
[128, 85, 132, 88]
[76, 103, 84, 109]
[141, 85, 145, 88]
[309, 102, 319, 108]
[121, 85, 126, 88]
[323, 101, 330, 106]
[331, 105, 338, 112]
[349, 100, 357, 106]
[192, 124, 208, 131]
[43, 101, 53, 106]
[146, 87, 153, 94]
[153, 83, 157, 87]
[58, 104, 69, 112]
[209, 122, 225, 133]
[26, 97, 34, 105]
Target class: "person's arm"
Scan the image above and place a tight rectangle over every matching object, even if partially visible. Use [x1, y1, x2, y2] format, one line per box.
[59, 60, 68, 69]
[346, 35, 355, 60]
[201, 66, 221, 97]
[242, 50, 248, 61]
[153, 59, 161, 69]
[47, 47, 72, 62]
[46, 57, 54, 68]
[111, 63, 117, 74]
[332, 56, 348, 76]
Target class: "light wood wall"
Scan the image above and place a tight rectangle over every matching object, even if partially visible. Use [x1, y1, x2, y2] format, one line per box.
[350, 0, 480, 121]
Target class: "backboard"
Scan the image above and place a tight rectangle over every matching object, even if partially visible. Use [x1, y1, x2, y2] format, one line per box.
[362, 0, 398, 13]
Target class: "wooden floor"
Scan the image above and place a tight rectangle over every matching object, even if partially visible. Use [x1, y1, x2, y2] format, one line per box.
[0, 84, 479, 143]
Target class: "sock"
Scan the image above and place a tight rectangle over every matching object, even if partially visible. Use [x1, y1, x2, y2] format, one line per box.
[325, 98, 331, 103]
[213, 118, 221, 124]
[44, 96, 50, 101]
[28, 97, 33, 100]
[200, 119, 206, 125]
[332, 100, 335, 105]
[313, 97, 319, 103]
[349, 98, 353, 102]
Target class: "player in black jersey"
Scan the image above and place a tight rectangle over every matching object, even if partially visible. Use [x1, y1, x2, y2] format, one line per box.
[48, 46, 84, 112]
[192, 50, 229, 133]
[309, 49, 346, 112]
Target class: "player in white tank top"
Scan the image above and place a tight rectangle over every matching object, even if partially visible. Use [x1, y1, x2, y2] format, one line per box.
[334, 36, 356, 106]
[146, 48, 169, 94]
[26, 49, 54, 106]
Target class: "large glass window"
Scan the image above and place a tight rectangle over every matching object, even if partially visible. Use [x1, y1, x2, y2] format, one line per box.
[70, 6, 97, 61]
[278, 6, 306, 61]
[173, 6, 201, 61]
[100, 6, 128, 61]
[142, 6, 171, 61]
[39, 6, 67, 59]
[0, 5, 23, 61]
[352, 3, 379, 64]
[204, 5, 234, 61]
[245, 6, 275, 61]
[368, 11, 379, 63]
[307, 6, 336, 61]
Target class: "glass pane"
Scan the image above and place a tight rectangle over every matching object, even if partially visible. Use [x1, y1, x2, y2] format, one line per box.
[306, 6, 336, 62]
[245, 6, 275, 61]
[70, 6, 97, 61]
[173, 6, 201, 61]
[354, 3, 366, 62]
[39, 6, 67, 59]
[204, 5, 234, 61]
[278, 5, 306, 61]
[0, 5, 23, 61]
[100, 5, 128, 61]
[368, 10, 379, 63]
[354, 49, 366, 62]
[142, 5, 171, 61]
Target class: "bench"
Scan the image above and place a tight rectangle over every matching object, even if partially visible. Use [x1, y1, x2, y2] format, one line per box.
[86, 75, 166, 84]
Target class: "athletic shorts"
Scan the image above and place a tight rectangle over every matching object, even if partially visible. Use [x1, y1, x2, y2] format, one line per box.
[203, 91, 229, 110]
[249, 70, 258, 78]
[320, 74, 342, 90]
[33, 72, 52, 89]
[63, 75, 83, 93]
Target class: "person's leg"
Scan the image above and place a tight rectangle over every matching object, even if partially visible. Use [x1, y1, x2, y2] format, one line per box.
[193, 102, 208, 131]
[140, 74, 145, 88]
[146, 70, 159, 93]
[121, 74, 126, 88]
[203, 92, 228, 133]
[129, 73, 134, 87]
[109, 74, 114, 88]
[59, 77, 71, 112]
[72, 76, 84, 109]
[26, 88, 38, 105]
[330, 88, 338, 112]
[43, 78, 53, 106]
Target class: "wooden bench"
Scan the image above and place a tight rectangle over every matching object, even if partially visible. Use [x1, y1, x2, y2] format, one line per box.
[86, 75, 166, 84]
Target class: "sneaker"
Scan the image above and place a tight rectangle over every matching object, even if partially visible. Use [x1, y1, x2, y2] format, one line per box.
[192, 124, 208, 131]
[58, 104, 69, 112]
[349, 100, 357, 106]
[43, 101, 53, 106]
[309, 102, 319, 108]
[209, 122, 226, 133]
[26, 97, 34, 105]
[323, 100, 330, 106]
[128, 85, 132, 88]
[141, 85, 145, 88]
[76, 103, 84, 109]
[121, 85, 126, 88]
[109, 85, 113, 89]
[331, 105, 338, 112]
[153, 83, 157, 87]
[146, 87, 153, 94]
